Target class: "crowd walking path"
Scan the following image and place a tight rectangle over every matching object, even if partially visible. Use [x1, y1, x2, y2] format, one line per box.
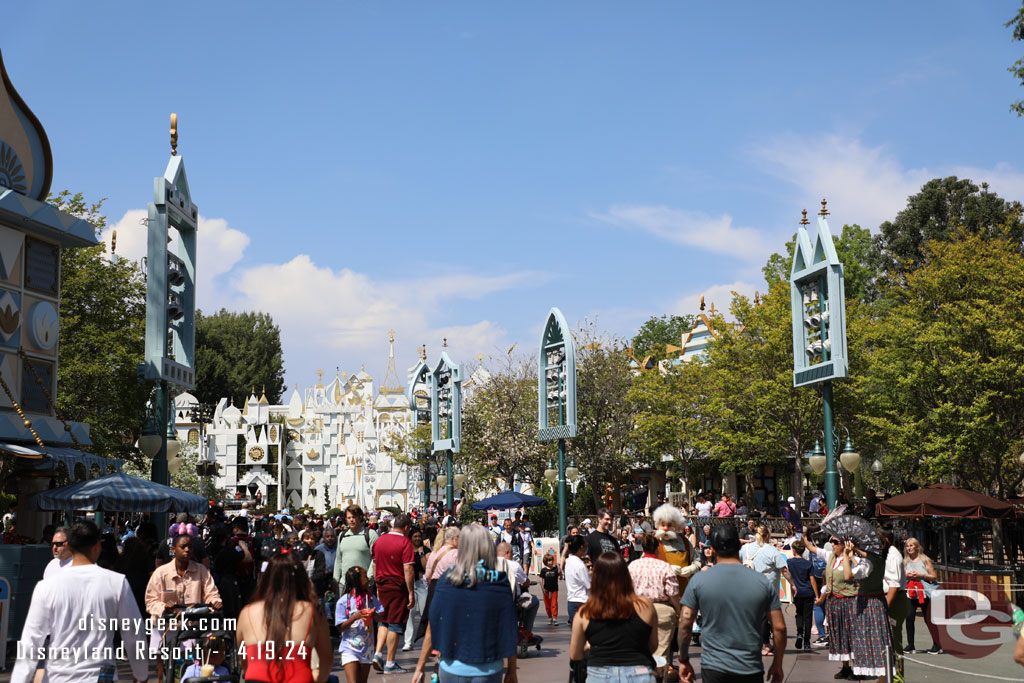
[1, 588, 1019, 681]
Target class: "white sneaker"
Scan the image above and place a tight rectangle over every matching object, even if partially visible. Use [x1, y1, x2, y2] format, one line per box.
[402, 644, 412, 652]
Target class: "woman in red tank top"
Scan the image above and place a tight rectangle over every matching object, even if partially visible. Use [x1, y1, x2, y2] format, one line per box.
[237, 552, 333, 683]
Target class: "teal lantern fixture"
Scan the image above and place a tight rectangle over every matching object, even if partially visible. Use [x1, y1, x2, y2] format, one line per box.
[790, 200, 849, 510]
[537, 308, 577, 538]
[429, 340, 462, 510]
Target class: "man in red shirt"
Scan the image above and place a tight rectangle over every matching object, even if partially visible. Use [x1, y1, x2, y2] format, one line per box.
[371, 513, 416, 673]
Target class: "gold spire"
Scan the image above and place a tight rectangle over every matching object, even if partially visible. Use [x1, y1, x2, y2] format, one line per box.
[170, 113, 178, 156]
[699, 295, 705, 311]
[799, 209, 809, 225]
[442, 337, 448, 348]
[419, 344, 427, 360]
[389, 329, 395, 343]
[259, 385, 269, 405]
[316, 369, 324, 388]
[819, 198, 829, 216]
[111, 230, 117, 255]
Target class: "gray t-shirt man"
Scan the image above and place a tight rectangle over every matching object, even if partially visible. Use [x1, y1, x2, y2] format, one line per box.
[678, 523, 785, 683]
[333, 514, 379, 584]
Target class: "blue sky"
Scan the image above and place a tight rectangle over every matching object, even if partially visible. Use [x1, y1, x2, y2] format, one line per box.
[4, 2, 1024, 389]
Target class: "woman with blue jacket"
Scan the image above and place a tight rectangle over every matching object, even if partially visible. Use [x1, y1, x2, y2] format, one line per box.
[429, 523, 518, 683]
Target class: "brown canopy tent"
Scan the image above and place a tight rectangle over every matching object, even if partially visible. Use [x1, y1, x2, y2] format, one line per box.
[877, 483, 1013, 519]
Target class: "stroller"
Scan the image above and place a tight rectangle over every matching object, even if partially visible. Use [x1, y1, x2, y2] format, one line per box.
[161, 604, 241, 683]
[515, 593, 543, 659]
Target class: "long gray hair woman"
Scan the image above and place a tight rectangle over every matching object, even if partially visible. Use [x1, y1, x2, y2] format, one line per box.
[428, 524, 519, 683]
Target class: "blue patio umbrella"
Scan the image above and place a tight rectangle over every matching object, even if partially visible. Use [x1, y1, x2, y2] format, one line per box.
[471, 490, 547, 511]
[30, 472, 208, 514]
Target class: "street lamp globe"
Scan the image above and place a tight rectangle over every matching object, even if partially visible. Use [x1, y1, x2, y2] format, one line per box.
[454, 471, 467, 487]
[871, 459, 883, 474]
[839, 437, 860, 472]
[565, 463, 580, 482]
[544, 466, 557, 484]
[436, 474, 448, 489]
[809, 441, 827, 476]
[416, 480, 425, 491]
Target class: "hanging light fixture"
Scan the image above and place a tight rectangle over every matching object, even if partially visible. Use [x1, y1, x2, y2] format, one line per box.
[166, 420, 183, 476]
[138, 412, 161, 459]
[454, 467, 467, 487]
[839, 436, 861, 472]
[436, 473, 448, 489]
[565, 460, 580, 482]
[809, 441, 827, 475]
[871, 459, 883, 474]
[544, 460, 557, 484]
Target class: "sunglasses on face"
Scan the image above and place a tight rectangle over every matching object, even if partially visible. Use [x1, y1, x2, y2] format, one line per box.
[830, 539, 841, 545]
[52, 541, 66, 547]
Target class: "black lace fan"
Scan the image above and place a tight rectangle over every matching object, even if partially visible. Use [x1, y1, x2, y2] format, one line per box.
[820, 513, 883, 556]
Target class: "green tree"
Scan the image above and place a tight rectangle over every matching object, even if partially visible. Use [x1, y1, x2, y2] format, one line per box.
[862, 231, 1024, 497]
[194, 309, 286, 406]
[870, 177, 1023, 284]
[628, 361, 706, 491]
[1008, 2, 1024, 116]
[631, 314, 695, 361]
[568, 323, 637, 512]
[51, 191, 152, 468]
[696, 282, 820, 503]
[460, 354, 550, 490]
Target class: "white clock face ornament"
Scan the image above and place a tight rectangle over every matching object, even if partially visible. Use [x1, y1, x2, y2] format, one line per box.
[28, 300, 58, 350]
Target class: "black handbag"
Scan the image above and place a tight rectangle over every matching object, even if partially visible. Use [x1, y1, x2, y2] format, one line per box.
[569, 658, 587, 683]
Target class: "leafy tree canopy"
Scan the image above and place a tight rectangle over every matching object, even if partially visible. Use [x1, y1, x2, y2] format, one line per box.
[194, 309, 286, 406]
[631, 314, 695, 361]
[51, 191, 152, 468]
[862, 231, 1024, 497]
[1008, 2, 1024, 116]
[871, 177, 1023, 283]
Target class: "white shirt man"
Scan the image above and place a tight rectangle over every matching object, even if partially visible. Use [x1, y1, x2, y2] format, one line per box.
[12, 521, 149, 683]
[497, 542, 539, 637]
[564, 537, 590, 625]
[43, 528, 72, 579]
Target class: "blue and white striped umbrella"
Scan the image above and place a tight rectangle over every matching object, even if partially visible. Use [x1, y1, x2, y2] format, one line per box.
[31, 472, 207, 514]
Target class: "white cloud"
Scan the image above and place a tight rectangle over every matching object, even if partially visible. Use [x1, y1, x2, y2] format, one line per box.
[225, 254, 537, 384]
[590, 205, 771, 261]
[102, 209, 251, 306]
[99, 210, 533, 386]
[754, 134, 1024, 231]
[672, 280, 760, 321]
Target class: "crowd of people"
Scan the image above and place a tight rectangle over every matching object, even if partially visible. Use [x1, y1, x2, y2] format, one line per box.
[6, 493, 1002, 682]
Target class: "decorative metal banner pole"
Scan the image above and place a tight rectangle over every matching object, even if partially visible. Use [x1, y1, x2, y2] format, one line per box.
[407, 345, 432, 507]
[790, 201, 848, 510]
[141, 114, 197, 535]
[537, 308, 578, 539]
[429, 341, 462, 511]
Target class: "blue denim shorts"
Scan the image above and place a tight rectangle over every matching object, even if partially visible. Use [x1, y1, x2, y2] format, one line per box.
[586, 664, 657, 683]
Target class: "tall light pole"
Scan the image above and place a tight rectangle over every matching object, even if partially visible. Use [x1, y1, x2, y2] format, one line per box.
[537, 308, 578, 539]
[141, 114, 197, 536]
[429, 341, 462, 512]
[790, 200, 849, 510]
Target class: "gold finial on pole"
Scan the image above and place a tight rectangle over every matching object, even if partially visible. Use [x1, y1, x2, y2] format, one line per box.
[799, 209, 809, 225]
[111, 230, 117, 255]
[170, 113, 178, 156]
[420, 344, 427, 360]
[699, 295, 705, 311]
[388, 329, 395, 344]
[754, 290, 761, 306]
[819, 198, 829, 216]
[442, 337, 448, 348]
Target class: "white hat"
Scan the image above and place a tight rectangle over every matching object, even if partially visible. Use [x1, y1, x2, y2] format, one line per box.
[787, 496, 795, 503]
[582, 518, 592, 526]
